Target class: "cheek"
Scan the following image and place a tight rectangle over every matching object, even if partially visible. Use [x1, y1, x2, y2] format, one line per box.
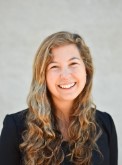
[46, 73, 51, 90]
[73, 67, 86, 78]
[46, 72, 58, 91]
[76, 69, 87, 85]
[79, 74, 86, 85]
[46, 72, 58, 82]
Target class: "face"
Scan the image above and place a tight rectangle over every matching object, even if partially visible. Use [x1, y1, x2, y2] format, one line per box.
[46, 44, 87, 106]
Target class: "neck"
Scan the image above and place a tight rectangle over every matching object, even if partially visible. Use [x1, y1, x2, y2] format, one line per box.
[55, 106, 71, 141]
[53, 100, 73, 122]
[52, 100, 73, 141]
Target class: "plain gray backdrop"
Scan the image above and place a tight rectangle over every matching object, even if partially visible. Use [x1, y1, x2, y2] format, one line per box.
[0, 0, 121, 164]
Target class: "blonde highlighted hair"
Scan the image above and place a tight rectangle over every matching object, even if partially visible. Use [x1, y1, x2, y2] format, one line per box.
[20, 31, 102, 165]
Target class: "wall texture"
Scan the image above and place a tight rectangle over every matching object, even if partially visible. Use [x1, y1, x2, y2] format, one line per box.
[0, 0, 121, 164]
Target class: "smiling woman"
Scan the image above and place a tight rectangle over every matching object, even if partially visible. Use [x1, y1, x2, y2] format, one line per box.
[46, 44, 87, 109]
[0, 31, 118, 165]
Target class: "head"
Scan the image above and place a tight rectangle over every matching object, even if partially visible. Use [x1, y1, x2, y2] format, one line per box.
[28, 31, 94, 112]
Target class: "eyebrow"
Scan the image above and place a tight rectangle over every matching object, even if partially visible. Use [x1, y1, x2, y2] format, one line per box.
[49, 57, 81, 64]
[69, 57, 81, 61]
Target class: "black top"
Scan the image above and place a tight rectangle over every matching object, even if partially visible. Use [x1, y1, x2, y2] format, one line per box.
[0, 109, 118, 165]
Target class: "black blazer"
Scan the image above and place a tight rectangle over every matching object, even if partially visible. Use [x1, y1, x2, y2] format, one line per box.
[0, 109, 118, 165]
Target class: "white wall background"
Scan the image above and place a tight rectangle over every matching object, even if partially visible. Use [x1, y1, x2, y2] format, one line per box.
[0, 0, 121, 164]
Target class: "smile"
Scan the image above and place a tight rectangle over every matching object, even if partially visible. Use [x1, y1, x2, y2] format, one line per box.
[58, 82, 76, 89]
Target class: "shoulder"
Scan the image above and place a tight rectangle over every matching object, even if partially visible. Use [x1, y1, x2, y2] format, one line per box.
[5, 108, 28, 123]
[95, 109, 117, 137]
[96, 109, 113, 123]
[0, 109, 28, 163]
[3, 108, 28, 127]
[95, 110, 118, 164]
[96, 110, 115, 125]
[2, 109, 28, 141]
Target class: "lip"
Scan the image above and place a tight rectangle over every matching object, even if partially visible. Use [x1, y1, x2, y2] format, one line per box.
[58, 82, 76, 85]
[58, 82, 76, 89]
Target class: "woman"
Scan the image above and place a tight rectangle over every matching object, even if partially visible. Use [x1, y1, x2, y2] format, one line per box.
[0, 31, 118, 165]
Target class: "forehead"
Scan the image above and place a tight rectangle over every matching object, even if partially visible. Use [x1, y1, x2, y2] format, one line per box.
[50, 44, 81, 61]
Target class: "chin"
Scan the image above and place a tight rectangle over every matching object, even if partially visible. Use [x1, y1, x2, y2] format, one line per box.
[61, 95, 79, 101]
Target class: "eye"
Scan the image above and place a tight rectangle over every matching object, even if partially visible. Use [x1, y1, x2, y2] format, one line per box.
[70, 62, 78, 66]
[50, 65, 59, 69]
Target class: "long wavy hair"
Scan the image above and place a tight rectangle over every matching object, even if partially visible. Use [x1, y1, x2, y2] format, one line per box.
[20, 31, 102, 165]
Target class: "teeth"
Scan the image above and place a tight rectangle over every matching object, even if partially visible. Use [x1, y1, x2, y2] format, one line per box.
[59, 83, 75, 89]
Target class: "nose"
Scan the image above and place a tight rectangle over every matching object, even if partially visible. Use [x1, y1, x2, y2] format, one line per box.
[60, 67, 71, 79]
